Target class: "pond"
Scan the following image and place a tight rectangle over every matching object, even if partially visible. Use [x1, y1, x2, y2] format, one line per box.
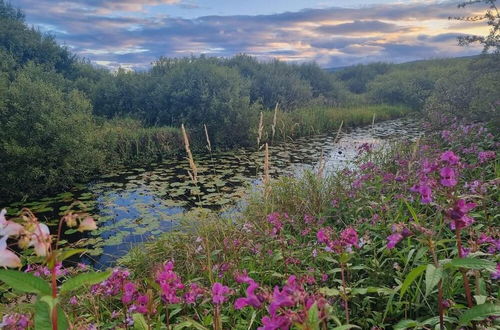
[6, 117, 421, 268]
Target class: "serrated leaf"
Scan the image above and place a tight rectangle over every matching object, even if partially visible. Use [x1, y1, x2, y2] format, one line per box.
[400, 264, 426, 297]
[0, 269, 51, 295]
[319, 287, 340, 296]
[307, 302, 320, 330]
[459, 304, 500, 325]
[425, 264, 442, 296]
[34, 300, 69, 330]
[133, 313, 148, 330]
[60, 270, 111, 294]
[447, 258, 496, 271]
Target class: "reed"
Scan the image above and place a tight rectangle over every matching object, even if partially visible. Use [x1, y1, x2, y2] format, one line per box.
[257, 111, 264, 149]
[271, 103, 279, 143]
[263, 143, 270, 186]
[204, 124, 212, 153]
[181, 124, 198, 184]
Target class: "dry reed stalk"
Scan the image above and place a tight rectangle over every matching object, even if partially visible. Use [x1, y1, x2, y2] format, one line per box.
[204, 124, 212, 152]
[371, 113, 376, 131]
[257, 111, 264, 148]
[263, 143, 270, 186]
[271, 103, 278, 142]
[181, 124, 198, 183]
[334, 120, 344, 143]
[317, 148, 325, 178]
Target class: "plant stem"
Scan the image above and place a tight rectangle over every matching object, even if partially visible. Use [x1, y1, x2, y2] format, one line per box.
[430, 242, 444, 330]
[455, 228, 474, 308]
[340, 263, 350, 324]
[51, 259, 58, 330]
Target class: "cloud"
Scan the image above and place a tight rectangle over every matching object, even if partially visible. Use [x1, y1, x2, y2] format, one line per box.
[13, 0, 488, 69]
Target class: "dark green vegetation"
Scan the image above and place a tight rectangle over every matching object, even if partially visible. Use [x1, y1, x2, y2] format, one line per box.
[0, 0, 498, 202]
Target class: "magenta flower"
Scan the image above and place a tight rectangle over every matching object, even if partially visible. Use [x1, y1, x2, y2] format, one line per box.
[259, 314, 291, 330]
[184, 283, 204, 304]
[448, 199, 476, 230]
[492, 264, 500, 280]
[268, 286, 295, 316]
[133, 294, 150, 314]
[316, 229, 329, 244]
[440, 151, 460, 165]
[267, 212, 284, 236]
[386, 233, 403, 249]
[122, 282, 137, 304]
[156, 261, 184, 304]
[211, 282, 231, 305]
[234, 280, 261, 310]
[340, 227, 358, 248]
[478, 151, 495, 163]
[439, 167, 457, 187]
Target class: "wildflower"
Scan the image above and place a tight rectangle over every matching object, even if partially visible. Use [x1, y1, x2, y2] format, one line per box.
[316, 229, 329, 244]
[267, 212, 283, 236]
[184, 283, 204, 304]
[492, 264, 500, 280]
[25, 223, 51, 257]
[440, 151, 460, 165]
[439, 167, 457, 187]
[321, 274, 328, 282]
[70, 296, 78, 305]
[122, 282, 137, 304]
[0, 313, 30, 329]
[447, 199, 476, 230]
[340, 227, 358, 249]
[211, 282, 231, 305]
[478, 151, 495, 163]
[133, 294, 150, 314]
[386, 233, 403, 249]
[0, 236, 21, 268]
[259, 314, 291, 330]
[156, 261, 184, 304]
[268, 286, 295, 316]
[234, 279, 261, 309]
[0, 209, 23, 238]
[78, 217, 97, 232]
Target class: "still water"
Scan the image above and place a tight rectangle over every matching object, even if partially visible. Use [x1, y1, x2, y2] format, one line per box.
[7, 117, 421, 268]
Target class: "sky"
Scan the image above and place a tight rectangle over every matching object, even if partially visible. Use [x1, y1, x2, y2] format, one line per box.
[12, 0, 489, 70]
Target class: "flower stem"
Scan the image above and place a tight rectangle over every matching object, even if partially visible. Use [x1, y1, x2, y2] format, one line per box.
[455, 228, 473, 308]
[430, 242, 444, 330]
[340, 262, 350, 324]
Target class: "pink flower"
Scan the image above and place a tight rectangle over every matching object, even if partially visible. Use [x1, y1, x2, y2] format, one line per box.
[28, 223, 51, 257]
[0, 209, 24, 238]
[184, 283, 204, 304]
[440, 151, 460, 165]
[70, 296, 78, 305]
[259, 315, 291, 330]
[340, 227, 358, 248]
[478, 151, 495, 163]
[0, 236, 21, 268]
[268, 286, 294, 316]
[156, 261, 184, 304]
[386, 233, 403, 249]
[133, 294, 150, 314]
[439, 167, 457, 187]
[492, 264, 500, 280]
[448, 199, 476, 230]
[77, 217, 97, 232]
[211, 282, 231, 305]
[234, 280, 261, 310]
[122, 282, 137, 304]
[316, 229, 329, 244]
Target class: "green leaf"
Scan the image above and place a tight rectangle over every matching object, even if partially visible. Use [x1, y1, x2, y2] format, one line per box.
[307, 302, 320, 330]
[173, 317, 209, 330]
[319, 287, 340, 296]
[57, 248, 87, 262]
[394, 319, 419, 329]
[331, 326, 360, 330]
[133, 313, 149, 330]
[400, 264, 426, 297]
[425, 264, 442, 296]
[34, 300, 69, 330]
[447, 258, 496, 271]
[459, 303, 500, 325]
[0, 269, 51, 295]
[60, 270, 111, 294]
[404, 200, 419, 224]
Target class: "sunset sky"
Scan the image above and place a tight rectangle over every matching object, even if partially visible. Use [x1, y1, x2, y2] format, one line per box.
[12, 0, 489, 70]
